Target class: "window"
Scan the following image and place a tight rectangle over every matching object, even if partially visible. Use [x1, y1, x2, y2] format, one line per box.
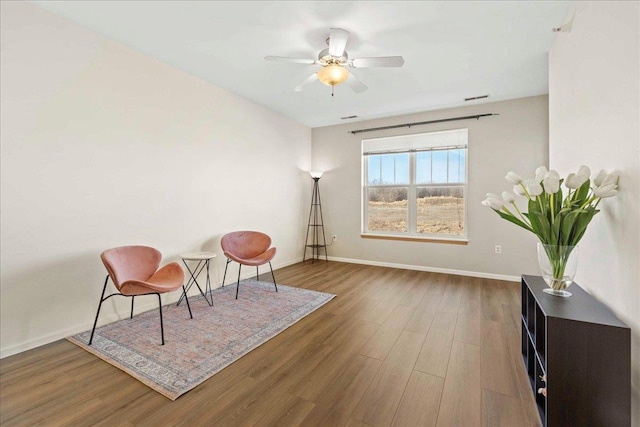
[362, 129, 467, 240]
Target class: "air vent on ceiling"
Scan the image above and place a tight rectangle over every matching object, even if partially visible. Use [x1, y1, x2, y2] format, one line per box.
[341, 115, 358, 120]
[464, 94, 489, 102]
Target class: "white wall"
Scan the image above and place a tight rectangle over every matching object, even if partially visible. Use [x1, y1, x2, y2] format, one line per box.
[0, 2, 311, 358]
[549, 2, 640, 424]
[311, 96, 549, 279]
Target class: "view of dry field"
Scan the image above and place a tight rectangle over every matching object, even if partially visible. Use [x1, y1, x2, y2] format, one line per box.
[368, 196, 464, 235]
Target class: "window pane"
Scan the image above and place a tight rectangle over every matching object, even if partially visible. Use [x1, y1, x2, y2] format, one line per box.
[416, 152, 432, 184]
[458, 150, 466, 182]
[416, 186, 465, 235]
[367, 187, 408, 232]
[432, 151, 448, 183]
[368, 156, 381, 185]
[378, 153, 409, 185]
[395, 153, 409, 184]
[380, 155, 394, 184]
[448, 149, 466, 183]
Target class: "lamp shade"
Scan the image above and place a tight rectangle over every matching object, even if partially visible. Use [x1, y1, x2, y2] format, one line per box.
[317, 64, 349, 87]
[309, 171, 324, 179]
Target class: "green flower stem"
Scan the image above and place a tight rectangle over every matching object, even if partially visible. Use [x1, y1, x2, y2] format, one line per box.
[501, 205, 516, 217]
[519, 182, 531, 199]
[510, 202, 530, 225]
[537, 195, 545, 214]
[543, 245, 574, 290]
[566, 188, 573, 207]
[581, 195, 596, 210]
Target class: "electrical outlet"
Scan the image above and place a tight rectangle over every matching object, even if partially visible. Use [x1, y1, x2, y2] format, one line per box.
[495, 245, 502, 254]
[332, 235, 337, 242]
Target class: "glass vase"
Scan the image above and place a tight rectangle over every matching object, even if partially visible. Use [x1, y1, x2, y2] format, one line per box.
[537, 243, 579, 297]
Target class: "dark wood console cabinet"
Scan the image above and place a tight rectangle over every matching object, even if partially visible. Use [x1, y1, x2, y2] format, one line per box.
[521, 275, 630, 426]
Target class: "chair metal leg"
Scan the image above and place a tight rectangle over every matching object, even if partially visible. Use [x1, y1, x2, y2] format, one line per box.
[269, 262, 278, 292]
[256, 266, 259, 282]
[157, 294, 165, 345]
[235, 265, 242, 299]
[89, 275, 110, 345]
[222, 259, 231, 287]
[182, 286, 193, 319]
[130, 296, 135, 319]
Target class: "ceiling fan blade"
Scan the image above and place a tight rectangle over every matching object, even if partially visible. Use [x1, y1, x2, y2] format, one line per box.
[265, 56, 316, 65]
[350, 56, 405, 68]
[329, 28, 349, 57]
[295, 73, 318, 92]
[346, 73, 367, 93]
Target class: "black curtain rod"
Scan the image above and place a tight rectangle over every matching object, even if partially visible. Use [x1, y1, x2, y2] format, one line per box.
[348, 113, 499, 135]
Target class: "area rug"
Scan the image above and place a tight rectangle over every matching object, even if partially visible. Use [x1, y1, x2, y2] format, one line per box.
[68, 280, 335, 400]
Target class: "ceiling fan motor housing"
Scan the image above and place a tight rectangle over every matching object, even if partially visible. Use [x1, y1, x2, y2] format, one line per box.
[318, 48, 348, 66]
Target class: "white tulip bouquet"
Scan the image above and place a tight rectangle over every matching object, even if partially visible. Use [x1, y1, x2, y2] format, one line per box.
[482, 165, 619, 291]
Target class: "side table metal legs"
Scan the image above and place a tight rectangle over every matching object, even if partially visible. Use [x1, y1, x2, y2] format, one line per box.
[178, 258, 213, 306]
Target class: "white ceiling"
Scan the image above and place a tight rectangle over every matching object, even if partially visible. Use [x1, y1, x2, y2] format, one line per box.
[31, 1, 571, 128]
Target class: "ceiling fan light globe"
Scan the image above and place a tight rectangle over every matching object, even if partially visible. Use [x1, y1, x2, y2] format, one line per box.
[317, 64, 349, 87]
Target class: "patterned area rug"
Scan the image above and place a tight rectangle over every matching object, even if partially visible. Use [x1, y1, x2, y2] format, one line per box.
[68, 280, 335, 400]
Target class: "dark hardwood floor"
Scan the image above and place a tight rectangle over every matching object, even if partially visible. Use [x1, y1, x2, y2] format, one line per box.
[0, 261, 541, 426]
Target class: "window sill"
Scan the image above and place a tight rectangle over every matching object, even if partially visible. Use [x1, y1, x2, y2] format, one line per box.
[361, 233, 469, 245]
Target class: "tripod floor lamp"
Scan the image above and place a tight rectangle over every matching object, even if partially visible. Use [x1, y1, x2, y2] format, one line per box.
[303, 171, 328, 262]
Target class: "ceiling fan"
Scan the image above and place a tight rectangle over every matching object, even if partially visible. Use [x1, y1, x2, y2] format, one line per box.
[265, 28, 405, 96]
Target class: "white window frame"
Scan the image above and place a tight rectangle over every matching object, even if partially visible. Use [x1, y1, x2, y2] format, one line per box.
[361, 129, 469, 242]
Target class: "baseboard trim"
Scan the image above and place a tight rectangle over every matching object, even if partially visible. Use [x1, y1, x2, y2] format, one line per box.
[0, 291, 190, 359]
[326, 256, 521, 282]
[0, 257, 304, 359]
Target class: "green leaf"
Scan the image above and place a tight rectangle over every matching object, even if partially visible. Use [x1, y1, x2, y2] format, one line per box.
[544, 192, 553, 224]
[551, 211, 563, 245]
[573, 179, 591, 205]
[528, 198, 541, 215]
[495, 210, 533, 233]
[529, 210, 551, 243]
[559, 210, 583, 246]
[555, 186, 563, 214]
[568, 208, 599, 246]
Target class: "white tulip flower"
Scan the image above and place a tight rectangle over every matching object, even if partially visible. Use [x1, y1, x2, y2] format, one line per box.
[601, 173, 619, 187]
[535, 166, 548, 182]
[513, 184, 526, 196]
[547, 170, 560, 180]
[577, 165, 591, 178]
[502, 191, 515, 203]
[486, 193, 503, 206]
[594, 170, 607, 186]
[565, 172, 589, 189]
[489, 198, 504, 210]
[543, 174, 560, 194]
[482, 198, 503, 210]
[524, 179, 543, 197]
[593, 183, 618, 198]
[505, 171, 522, 185]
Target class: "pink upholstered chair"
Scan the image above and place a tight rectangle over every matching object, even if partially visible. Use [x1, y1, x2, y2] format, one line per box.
[221, 231, 278, 299]
[89, 245, 192, 346]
